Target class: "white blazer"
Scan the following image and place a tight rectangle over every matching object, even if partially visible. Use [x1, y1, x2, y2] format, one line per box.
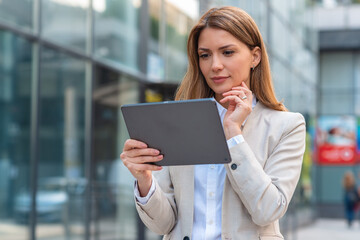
[135, 102, 306, 240]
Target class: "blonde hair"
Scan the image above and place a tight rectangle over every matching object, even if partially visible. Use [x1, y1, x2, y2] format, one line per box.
[343, 171, 356, 190]
[175, 6, 286, 111]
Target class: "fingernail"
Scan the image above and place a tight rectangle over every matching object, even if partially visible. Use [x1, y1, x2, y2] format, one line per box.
[154, 150, 160, 154]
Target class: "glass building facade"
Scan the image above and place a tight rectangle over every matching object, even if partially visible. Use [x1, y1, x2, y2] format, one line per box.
[0, 0, 317, 240]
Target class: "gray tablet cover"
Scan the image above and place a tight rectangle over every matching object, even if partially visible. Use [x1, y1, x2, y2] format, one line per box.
[121, 98, 231, 166]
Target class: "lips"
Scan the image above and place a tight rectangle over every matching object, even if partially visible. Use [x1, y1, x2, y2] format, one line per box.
[211, 76, 229, 83]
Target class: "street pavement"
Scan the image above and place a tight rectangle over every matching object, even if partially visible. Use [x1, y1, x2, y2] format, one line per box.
[295, 218, 360, 240]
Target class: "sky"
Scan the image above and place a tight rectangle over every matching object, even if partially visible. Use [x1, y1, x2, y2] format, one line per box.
[167, 0, 199, 19]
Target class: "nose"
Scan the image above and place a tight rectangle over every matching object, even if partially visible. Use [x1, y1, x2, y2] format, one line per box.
[211, 55, 224, 72]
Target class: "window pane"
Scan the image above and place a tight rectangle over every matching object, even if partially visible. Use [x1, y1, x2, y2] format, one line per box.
[355, 93, 360, 115]
[0, 0, 33, 30]
[92, 65, 140, 239]
[270, 13, 291, 62]
[164, 1, 197, 82]
[270, 0, 291, 22]
[0, 30, 32, 240]
[320, 91, 353, 115]
[289, 77, 317, 114]
[148, 0, 165, 81]
[355, 53, 360, 114]
[355, 52, 360, 89]
[37, 47, 86, 240]
[318, 166, 353, 203]
[320, 52, 353, 90]
[293, 48, 317, 83]
[42, 0, 88, 53]
[272, 58, 291, 103]
[94, 0, 141, 72]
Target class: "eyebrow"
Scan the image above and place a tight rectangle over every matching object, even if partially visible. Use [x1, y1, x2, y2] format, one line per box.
[198, 44, 236, 51]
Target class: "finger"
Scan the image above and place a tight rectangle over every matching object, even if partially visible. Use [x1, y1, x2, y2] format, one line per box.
[126, 148, 161, 158]
[136, 154, 164, 164]
[219, 95, 243, 105]
[126, 163, 162, 174]
[132, 163, 163, 172]
[220, 96, 243, 112]
[228, 90, 251, 97]
[223, 91, 247, 102]
[126, 154, 163, 164]
[231, 86, 251, 94]
[220, 96, 252, 115]
[232, 82, 252, 92]
[229, 87, 252, 102]
[222, 90, 247, 97]
[123, 139, 147, 151]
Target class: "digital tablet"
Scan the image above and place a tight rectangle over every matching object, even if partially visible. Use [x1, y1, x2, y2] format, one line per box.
[121, 98, 231, 166]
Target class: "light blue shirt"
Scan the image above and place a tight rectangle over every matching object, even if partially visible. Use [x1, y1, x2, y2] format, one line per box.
[135, 96, 257, 239]
[192, 99, 243, 240]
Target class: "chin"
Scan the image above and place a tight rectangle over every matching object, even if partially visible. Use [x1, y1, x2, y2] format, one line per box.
[216, 87, 232, 95]
[209, 82, 233, 94]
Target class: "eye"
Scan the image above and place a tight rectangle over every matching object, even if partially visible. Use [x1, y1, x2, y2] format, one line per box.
[223, 50, 235, 56]
[199, 53, 210, 59]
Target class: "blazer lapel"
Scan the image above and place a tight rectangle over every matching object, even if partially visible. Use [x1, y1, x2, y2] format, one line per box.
[242, 102, 264, 139]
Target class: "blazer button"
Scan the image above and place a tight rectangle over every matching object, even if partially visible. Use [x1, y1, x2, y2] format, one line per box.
[231, 163, 237, 170]
[183, 237, 190, 240]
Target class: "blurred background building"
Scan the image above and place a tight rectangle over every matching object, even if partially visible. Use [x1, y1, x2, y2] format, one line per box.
[0, 0, 358, 240]
[313, 0, 360, 219]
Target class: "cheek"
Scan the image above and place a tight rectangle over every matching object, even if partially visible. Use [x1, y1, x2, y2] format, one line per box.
[199, 61, 206, 74]
[233, 62, 250, 77]
[200, 58, 213, 70]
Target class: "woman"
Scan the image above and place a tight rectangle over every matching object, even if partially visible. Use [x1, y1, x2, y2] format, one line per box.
[120, 6, 305, 239]
[343, 171, 360, 228]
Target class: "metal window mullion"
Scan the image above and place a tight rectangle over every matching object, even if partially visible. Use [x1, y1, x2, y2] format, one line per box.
[30, 0, 41, 239]
[352, 52, 356, 115]
[84, 0, 94, 239]
[160, 0, 167, 82]
[30, 42, 40, 240]
[84, 61, 93, 240]
[266, 0, 271, 47]
[137, 0, 149, 237]
[139, 0, 149, 76]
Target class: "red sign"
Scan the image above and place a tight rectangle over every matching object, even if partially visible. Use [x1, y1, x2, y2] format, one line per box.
[316, 116, 357, 165]
[318, 144, 356, 165]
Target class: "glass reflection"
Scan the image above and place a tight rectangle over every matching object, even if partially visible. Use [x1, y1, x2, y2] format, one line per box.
[0, 0, 33, 30]
[164, 0, 196, 82]
[148, 0, 165, 81]
[0, 30, 32, 240]
[37, 47, 86, 240]
[94, 0, 141, 71]
[41, 0, 88, 53]
[92, 65, 140, 240]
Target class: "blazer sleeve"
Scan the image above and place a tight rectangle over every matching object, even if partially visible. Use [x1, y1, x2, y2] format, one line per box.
[225, 112, 306, 226]
[134, 167, 177, 234]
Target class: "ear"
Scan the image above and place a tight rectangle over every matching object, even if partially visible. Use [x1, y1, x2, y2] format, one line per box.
[251, 46, 261, 68]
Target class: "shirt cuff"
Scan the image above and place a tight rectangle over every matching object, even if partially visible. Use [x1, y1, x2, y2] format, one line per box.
[227, 134, 245, 148]
[134, 178, 156, 205]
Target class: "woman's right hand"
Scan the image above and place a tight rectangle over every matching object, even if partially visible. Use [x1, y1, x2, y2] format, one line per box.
[120, 139, 163, 196]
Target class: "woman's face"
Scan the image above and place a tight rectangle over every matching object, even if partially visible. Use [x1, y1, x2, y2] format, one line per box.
[198, 27, 260, 102]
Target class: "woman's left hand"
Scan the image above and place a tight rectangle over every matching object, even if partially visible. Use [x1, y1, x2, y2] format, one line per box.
[220, 82, 253, 140]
